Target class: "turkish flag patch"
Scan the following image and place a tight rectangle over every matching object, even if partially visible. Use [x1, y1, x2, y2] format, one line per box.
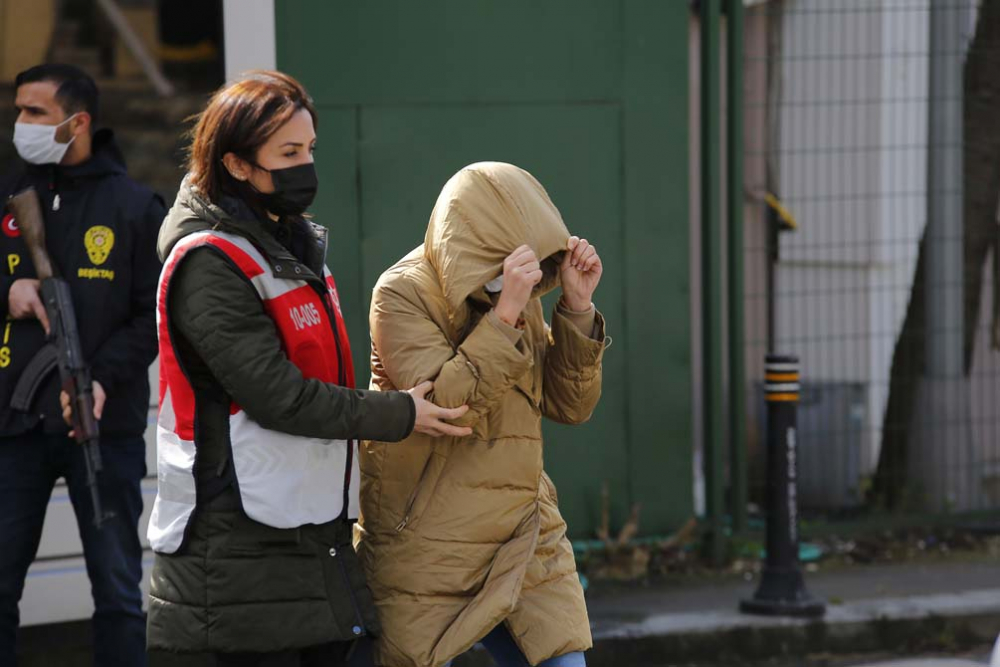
[1, 214, 19, 238]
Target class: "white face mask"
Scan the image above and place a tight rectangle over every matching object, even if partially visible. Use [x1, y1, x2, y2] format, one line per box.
[13, 114, 78, 165]
[484, 275, 504, 293]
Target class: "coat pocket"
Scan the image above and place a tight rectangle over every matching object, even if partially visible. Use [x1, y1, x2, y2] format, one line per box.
[394, 448, 448, 533]
[224, 512, 310, 556]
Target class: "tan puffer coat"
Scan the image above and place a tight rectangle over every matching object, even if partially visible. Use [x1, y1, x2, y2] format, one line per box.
[356, 162, 606, 666]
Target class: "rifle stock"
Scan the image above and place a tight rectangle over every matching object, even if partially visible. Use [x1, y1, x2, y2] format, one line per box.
[6, 188, 54, 280]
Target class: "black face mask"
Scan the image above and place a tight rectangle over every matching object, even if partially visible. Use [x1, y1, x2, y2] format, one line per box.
[252, 162, 318, 217]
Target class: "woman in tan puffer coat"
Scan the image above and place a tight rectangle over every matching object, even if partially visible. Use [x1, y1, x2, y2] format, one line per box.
[357, 162, 606, 667]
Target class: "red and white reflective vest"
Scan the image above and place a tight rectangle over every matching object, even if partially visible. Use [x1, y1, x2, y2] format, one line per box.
[148, 230, 358, 554]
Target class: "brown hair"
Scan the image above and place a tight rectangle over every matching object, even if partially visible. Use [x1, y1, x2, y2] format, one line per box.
[187, 70, 318, 206]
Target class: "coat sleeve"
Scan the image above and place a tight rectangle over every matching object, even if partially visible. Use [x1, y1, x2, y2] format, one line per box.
[169, 248, 415, 442]
[89, 194, 165, 393]
[540, 305, 606, 425]
[371, 281, 534, 429]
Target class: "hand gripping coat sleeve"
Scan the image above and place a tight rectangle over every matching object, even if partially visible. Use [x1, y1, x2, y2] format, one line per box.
[540, 306, 607, 425]
[371, 283, 534, 429]
[169, 248, 415, 442]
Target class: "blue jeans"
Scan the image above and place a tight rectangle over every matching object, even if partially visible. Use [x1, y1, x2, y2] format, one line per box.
[0, 430, 147, 667]
[448, 624, 586, 667]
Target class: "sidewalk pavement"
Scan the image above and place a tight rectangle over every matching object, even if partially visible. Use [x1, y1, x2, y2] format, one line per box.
[572, 559, 1000, 666]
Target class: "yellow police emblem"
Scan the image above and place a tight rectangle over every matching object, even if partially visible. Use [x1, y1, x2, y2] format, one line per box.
[84, 226, 115, 266]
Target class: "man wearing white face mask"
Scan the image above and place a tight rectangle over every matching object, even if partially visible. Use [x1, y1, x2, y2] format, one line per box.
[0, 64, 164, 666]
[13, 110, 81, 167]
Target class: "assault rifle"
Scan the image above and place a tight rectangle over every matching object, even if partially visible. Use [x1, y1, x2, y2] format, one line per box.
[6, 187, 112, 528]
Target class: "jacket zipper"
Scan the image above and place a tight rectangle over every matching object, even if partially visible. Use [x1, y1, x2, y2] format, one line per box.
[394, 491, 418, 532]
[395, 455, 435, 532]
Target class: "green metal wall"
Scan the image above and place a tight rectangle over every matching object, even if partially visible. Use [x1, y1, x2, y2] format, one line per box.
[275, 1, 691, 538]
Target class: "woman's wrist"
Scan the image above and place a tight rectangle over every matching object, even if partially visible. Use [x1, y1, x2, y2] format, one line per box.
[559, 294, 593, 313]
[494, 303, 519, 326]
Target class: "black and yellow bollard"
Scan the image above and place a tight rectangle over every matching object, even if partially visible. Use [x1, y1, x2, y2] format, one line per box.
[740, 354, 825, 618]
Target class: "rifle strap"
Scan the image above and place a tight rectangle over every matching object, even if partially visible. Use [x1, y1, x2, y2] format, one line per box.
[10, 344, 59, 412]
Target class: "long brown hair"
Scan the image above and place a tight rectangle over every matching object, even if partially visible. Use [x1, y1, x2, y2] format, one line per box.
[187, 70, 318, 206]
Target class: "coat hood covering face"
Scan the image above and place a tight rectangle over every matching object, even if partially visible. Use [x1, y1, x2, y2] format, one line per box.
[423, 162, 571, 314]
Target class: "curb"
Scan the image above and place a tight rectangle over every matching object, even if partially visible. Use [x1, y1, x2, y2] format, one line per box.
[581, 588, 1000, 665]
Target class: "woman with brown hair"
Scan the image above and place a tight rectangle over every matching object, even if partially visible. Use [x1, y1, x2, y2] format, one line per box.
[145, 70, 471, 666]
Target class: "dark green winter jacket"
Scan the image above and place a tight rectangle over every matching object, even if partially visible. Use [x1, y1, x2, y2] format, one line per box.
[146, 179, 415, 654]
